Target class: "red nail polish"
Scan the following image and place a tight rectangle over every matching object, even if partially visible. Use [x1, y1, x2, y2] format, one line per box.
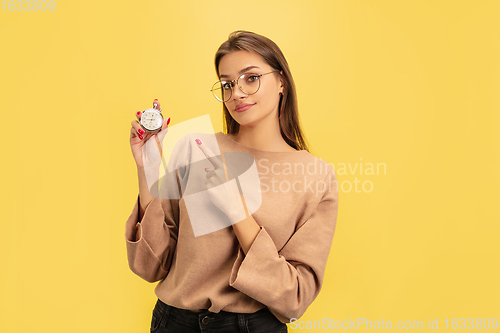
[137, 111, 141, 115]
[195, 139, 202, 145]
[139, 134, 143, 140]
[167, 117, 171, 125]
[138, 129, 144, 134]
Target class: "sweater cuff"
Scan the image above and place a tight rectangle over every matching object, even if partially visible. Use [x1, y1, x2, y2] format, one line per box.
[229, 225, 281, 293]
[124, 194, 172, 282]
[125, 194, 154, 243]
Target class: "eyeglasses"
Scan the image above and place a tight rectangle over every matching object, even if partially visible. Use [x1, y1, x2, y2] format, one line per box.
[210, 70, 280, 102]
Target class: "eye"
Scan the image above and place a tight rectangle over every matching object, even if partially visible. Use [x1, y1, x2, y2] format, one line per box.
[247, 74, 259, 82]
[222, 82, 232, 90]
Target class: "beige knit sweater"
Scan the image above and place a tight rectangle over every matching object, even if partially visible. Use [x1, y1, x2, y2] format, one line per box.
[125, 131, 339, 324]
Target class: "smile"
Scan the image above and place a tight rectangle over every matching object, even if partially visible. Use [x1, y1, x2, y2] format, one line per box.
[235, 104, 255, 112]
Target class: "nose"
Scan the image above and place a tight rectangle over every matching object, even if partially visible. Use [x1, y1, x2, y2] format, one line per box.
[231, 82, 247, 101]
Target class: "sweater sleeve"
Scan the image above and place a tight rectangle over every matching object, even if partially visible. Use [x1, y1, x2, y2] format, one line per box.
[125, 134, 192, 282]
[125, 195, 180, 283]
[229, 167, 339, 324]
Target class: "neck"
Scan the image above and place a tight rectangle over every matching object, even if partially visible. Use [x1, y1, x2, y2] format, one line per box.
[232, 114, 292, 152]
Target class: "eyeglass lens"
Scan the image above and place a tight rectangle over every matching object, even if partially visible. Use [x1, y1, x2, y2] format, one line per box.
[212, 73, 261, 102]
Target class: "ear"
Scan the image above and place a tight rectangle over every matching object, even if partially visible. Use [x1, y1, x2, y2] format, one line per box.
[279, 70, 284, 94]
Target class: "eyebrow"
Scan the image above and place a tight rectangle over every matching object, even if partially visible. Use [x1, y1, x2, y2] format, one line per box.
[219, 66, 260, 79]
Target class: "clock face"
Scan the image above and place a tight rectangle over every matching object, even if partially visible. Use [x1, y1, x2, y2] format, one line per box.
[141, 108, 163, 131]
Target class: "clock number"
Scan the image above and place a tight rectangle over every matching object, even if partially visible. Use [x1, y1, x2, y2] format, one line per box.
[2, 1, 5, 11]
[25, 0, 30, 10]
[16, 0, 22, 11]
[8, 0, 14, 10]
[48, 0, 54, 10]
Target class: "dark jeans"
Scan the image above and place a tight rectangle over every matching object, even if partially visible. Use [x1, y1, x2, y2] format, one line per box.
[150, 298, 288, 333]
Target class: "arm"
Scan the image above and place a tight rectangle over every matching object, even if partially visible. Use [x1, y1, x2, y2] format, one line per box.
[126, 163, 183, 283]
[126, 132, 191, 283]
[232, 212, 260, 255]
[229, 168, 339, 324]
[137, 166, 155, 221]
[125, 194, 180, 283]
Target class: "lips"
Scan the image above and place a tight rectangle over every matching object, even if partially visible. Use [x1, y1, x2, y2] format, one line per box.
[235, 103, 255, 112]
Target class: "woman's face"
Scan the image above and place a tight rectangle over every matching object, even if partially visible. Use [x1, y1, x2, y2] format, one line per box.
[218, 50, 283, 128]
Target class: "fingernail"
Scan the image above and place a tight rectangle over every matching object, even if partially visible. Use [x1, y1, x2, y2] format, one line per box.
[139, 134, 143, 140]
[154, 99, 158, 102]
[137, 111, 141, 115]
[138, 129, 144, 134]
[195, 139, 202, 145]
[205, 168, 211, 172]
[167, 117, 170, 125]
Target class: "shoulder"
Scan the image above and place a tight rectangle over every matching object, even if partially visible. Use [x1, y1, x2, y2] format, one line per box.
[297, 152, 337, 201]
[298, 151, 335, 176]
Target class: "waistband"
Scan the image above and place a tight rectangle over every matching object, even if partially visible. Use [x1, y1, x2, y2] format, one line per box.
[154, 298, 279, 330]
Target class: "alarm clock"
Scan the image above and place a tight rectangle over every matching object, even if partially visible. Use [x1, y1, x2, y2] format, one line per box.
[139, 101, 164, 132]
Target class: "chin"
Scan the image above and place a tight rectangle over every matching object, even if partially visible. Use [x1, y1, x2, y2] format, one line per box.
[236, 117, 262, 128]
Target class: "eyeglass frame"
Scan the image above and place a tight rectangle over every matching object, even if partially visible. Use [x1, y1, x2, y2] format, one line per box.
[210, 70, 281, 102]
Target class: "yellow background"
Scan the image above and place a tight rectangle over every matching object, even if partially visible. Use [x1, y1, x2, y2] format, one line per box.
[1, 0, 499, 332]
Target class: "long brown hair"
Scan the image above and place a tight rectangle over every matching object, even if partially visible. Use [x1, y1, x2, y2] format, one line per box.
[214, 30, 310, 152]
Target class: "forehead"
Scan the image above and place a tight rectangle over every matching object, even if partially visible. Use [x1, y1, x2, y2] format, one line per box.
[218, 50, 269, 77]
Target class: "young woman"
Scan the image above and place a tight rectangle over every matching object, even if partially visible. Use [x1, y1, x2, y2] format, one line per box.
[126, 30, 339, 333]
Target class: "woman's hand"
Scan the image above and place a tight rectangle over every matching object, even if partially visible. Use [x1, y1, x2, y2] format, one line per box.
[195, 138, 248, 224]
[130, 99, 170, 169]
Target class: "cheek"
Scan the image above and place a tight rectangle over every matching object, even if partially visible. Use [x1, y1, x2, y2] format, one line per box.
[260, 82, 279, 100]
[258, 88, 279, 107]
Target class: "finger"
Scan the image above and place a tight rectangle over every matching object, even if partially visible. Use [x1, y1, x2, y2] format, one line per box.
[130, 126, 139, 138]
[131, 119, 146, 134]
[205, 168, 215, 179]
[159, 117, 170, 133]
[132, 120, 156, 142]
[153, 99, 161, 110]
[164, 117, 170, 130]
[195, 138, 223, 170]
[156, 117, 170, 144]
[130, 126, 147, 141]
